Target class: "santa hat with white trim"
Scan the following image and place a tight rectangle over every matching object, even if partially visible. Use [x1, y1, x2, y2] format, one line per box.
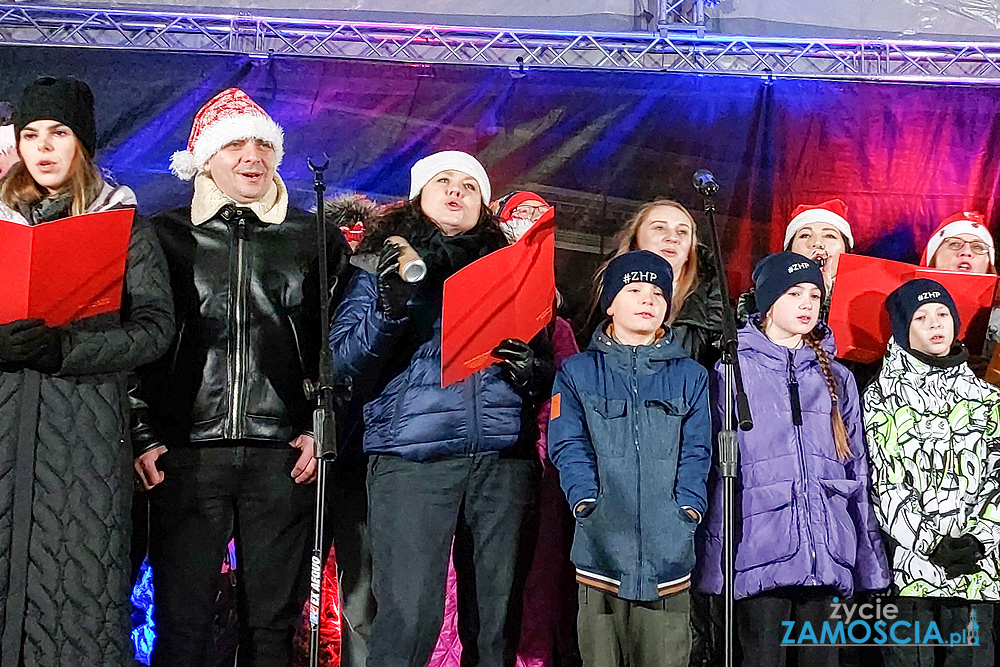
[920, 211, 995, 268]
[170, 88, 284, 181]
[782, 199, 854, 250]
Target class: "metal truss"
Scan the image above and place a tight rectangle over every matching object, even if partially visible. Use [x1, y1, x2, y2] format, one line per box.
[5, 3, 1000, 83]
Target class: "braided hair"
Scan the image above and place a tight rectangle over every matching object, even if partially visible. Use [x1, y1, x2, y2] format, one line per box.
[803, 331, 853, 462]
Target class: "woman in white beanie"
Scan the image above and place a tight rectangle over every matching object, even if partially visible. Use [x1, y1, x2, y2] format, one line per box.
[330, 150, 555, 667]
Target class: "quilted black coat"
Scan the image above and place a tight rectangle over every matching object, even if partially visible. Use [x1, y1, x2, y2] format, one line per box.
[0, 191, 174, 666]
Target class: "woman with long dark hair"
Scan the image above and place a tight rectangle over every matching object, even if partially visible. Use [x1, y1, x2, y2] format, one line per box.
[331, 151, 554, 667]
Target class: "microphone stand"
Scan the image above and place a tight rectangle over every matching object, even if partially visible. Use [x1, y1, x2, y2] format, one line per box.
[306, 157, 339, 667]
[696, 177, 752, 667]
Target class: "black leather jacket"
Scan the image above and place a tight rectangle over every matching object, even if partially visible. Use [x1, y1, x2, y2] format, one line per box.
[133, 203, 350, 452]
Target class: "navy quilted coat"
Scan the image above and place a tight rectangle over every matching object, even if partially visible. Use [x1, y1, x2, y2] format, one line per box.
[0, 185, 175, 667]
[330, 270, 527, 461]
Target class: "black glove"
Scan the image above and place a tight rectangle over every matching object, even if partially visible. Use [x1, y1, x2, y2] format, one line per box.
[492, 338, 533, 392]
[0, 319, 63, 372]
[376, 241, 411, 321]
[929, 535, 985, 578]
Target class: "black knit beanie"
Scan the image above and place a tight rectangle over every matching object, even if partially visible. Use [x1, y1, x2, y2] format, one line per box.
[600, 250, 674, 314]
[752, 252, 826, 316]
[886, 278, 960, 352]
[14, 76, 97, 156]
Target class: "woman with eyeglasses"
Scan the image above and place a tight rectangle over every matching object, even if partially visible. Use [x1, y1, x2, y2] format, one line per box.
[921, 212, 1000, 381]
[921, 211, 996, 275]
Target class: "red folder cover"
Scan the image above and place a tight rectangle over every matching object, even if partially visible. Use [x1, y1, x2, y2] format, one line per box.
[441, 208, 556, 387]
[0, 208, 134, 326]
[827, 254, 998, 363]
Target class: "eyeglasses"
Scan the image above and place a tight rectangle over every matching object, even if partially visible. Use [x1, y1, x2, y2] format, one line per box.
[511, 204, 549, 219]
[941, 237, 991, 255]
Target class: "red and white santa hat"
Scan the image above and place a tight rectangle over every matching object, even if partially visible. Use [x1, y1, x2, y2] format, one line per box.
[170, 88, 284, 181]
[782, 199, 854, 250]
[921, 211, 995, 267]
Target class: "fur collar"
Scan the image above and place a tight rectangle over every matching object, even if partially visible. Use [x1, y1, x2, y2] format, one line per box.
[191, 172, 288, 225]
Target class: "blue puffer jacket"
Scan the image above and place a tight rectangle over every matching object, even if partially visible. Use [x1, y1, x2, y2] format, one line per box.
[548, 326, 712, 602]
[330, 270, 527, 461]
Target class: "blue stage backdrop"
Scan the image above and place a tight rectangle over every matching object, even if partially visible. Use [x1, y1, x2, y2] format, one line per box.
[2, 44, 1000, 318]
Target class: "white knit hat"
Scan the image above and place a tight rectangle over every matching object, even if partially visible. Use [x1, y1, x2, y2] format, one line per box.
[408, 150, 491, 204]
[921, 211, 995, 267]
[783, 199, 854, 250]
[170, 88, 284, 181]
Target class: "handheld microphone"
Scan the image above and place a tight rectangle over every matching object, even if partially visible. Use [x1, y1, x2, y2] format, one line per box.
[692, 169, 720, 197]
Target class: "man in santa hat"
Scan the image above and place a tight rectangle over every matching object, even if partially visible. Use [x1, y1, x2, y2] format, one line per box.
[131, 88, 351, 667]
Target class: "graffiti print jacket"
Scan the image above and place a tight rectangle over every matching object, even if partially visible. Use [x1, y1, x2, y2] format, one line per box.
[864, 339, 1000, 600]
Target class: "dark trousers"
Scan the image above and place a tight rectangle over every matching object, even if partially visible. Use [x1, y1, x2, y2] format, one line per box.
[366, 452, 537, 667]
[577, 586, 692, 667]
[327, 461, 376, 667]
[735, 587, 841, 667]
[882, 598, 994, 667]
[148, 444, 313, 667]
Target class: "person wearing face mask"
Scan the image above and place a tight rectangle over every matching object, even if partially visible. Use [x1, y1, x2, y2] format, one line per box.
[697, 253, 889, 667]
[864, 279, 1000, 667]
[493, 190, 551, 243]
[590, 199, 724, 369]
[0, 76, 175, 667]
[330, 151, 556, 667]
[0, 102, 18, 179]
[130, 88, 351, 667]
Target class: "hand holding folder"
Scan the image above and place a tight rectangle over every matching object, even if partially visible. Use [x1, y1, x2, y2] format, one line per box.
[0, 208, 134, 326]
[440, 208, 556, 387]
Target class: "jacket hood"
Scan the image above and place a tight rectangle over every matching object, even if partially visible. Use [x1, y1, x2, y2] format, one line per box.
[738, 315, 837, 370]
[588, 321, 689, 362]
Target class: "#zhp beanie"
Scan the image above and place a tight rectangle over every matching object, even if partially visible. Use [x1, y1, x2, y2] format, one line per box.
[886, 278, 959, 352]
[15, 76, 97, 156]
[600, 250, 674, 315]
[752, 251, 826, 316]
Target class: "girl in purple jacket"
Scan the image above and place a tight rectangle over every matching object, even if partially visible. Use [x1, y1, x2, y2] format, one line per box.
[697, 252, 889, 667]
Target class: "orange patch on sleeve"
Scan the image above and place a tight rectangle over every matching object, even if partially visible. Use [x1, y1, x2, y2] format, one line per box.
[551, 393, 561, 419]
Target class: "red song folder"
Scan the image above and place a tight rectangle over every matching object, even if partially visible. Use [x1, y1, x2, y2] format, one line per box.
[0, 208, 134, 326]
[827, 254, 998, 363]
[441, 208, 556, 387]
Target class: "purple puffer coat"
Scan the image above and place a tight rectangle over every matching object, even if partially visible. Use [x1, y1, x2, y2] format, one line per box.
[696, 319, 889, 600]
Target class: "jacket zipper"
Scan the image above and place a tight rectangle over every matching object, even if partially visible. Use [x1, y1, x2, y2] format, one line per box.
[788, 349, 817, 580]
[227, 214, 249, 440]
[632, 347, 642, 589]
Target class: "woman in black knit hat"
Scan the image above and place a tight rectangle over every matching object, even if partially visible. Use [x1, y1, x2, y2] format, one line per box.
[0, 76, 174, 667]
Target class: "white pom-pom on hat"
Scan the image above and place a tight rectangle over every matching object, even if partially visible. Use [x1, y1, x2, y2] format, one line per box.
[170, 88, 284, 181]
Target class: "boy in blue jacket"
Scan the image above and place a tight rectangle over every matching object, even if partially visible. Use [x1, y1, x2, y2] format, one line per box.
[549, 250, 712, 667]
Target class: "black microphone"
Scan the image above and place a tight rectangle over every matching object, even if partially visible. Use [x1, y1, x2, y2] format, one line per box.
[692, 169, 720, 196]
